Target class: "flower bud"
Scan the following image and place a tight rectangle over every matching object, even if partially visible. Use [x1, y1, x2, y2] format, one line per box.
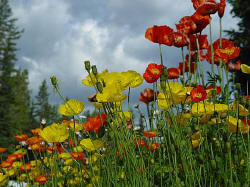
[50, 76, 57, 87]
[84, 61, 91, 72]
[96, 81, 103, 93]
[91, 65, 98, 76]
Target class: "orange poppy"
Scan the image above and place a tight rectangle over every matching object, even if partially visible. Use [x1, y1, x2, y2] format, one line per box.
[167, 68, 181, 79]
[196, 0, 218, 16]
[36, 175, 48, 184]
[215, 47, 240, 61]
[146, 143, 159, 152]
[0, 148, 7, 153]
[0, 160, 13, 168]
[188, 34, 209, 50]
[179, 61, 195, 75]
[26, 136, 43, 145]
[143, 63, 163, 83]
[31, 128, 42, 136]
[134, 138, 146, 148]
[192, 0, 206, 10]
[20, 163, 32, 172]
[30, 143, 46, 152]
[83, 113, 107, 133]
[172, 32, 188, 48]
[71, 152, 85, 161]
[7, 154, 19, 162]
[227, 60, 241, 72]
[139, 88, 158, 104]
[143, 131, 157, 138]
[14, 134, 28, 142]
[191, 11, 210, 33]
[145, 25, 174, 46]
[218, 0, 226, 18]
[190, 87, 207, 102]
[206, 84, 222, 95]
[176, 16, 197, 35]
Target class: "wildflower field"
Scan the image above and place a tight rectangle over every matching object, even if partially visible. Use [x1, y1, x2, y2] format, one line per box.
[0, 0, 249, 186]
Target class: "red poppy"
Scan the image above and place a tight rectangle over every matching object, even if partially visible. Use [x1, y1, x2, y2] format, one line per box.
[30, 128, 42, 136]
[172, 32, 188, 48]
[176, 16, 197, 35]
[134, 138, 146, 148]
[36, 175, 48, 184]
[146, 143, 159, 152]
[227, 60, 241, 72]
[144, 131, 156, 138]
[215, 47, 240, 61]
[20, 163, 32, 172]
[192, 0, 206, 10]
[167, 68, 181, 79]
[0, 160, 13, 168]
[179, 61, 195, 75]
[83, 114, 107, 133]
[71, 152, 85, 161]
[139, 88, 158, 104]
[30, 143, 46, 152]
[218, 0, 226, 18]
[26, 136, 43, 145]
[246, 95, 250, 104]
[206, 84, 222, 95]
[188, 34, 209, 50]
[206, 38, 237, 65]
[143, 63, 163, 83]
[145, 25, 174, 46]
[14, 134, 28, 142]
[190, 87, 207, 102]
[241, 119, 250, 126]
[191, 12, 211, 33]
[196, 0, 218, 16]
[0, 148, 7, 153]
[7, 154, 19, 163]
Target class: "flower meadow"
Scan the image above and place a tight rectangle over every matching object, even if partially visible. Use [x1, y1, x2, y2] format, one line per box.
[1, 0, 250, 186]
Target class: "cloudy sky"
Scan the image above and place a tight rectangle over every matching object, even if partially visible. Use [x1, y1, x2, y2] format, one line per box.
[9, 0, 239, 110]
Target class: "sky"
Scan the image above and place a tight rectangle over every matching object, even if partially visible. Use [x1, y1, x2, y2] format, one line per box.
[9, 0, 239, 111]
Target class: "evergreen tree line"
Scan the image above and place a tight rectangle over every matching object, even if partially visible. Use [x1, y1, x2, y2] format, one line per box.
[0, 0, 59, 150]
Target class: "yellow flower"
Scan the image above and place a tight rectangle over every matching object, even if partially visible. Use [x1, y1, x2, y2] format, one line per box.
[65, 121, 83, 132]
[191, 102, 214, 116]
[82, 69, 108, 86]
[58, 99, 84, 116]
[18, 173, 27, 181]
[0, 174, 8, 187]
[230, 101, 249, 116]
[120, 70, 143, 88]
[39, 123, 69, 143]
[241, 64, 250, 74]
[226, 116, 249, 134]
[64, 159, 73, 166]
[59, 153, 72, 160]
[208, 117, 223, 125]
[157, 92, 172, 110]
[73, 146, 84, 153]
[80, 138, 104, 152]
[191, 131, 204, 148]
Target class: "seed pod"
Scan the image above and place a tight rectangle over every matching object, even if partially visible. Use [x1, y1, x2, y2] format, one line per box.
[96, 81, 103, 93]
[50, 76, 58, 87]
[84, 61, 91, 72]
[91, 65, 98, 76]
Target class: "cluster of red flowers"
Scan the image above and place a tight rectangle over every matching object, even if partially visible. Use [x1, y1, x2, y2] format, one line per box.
[83, 113, 107, 133]
[133, 138, 159, 152]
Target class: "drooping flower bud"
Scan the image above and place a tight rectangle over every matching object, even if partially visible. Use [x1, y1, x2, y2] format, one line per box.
[84, 60, 91, 72]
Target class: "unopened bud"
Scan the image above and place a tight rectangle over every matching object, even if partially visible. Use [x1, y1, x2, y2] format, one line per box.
[50, 76, 57, 87]
[84, 61, 91, 72]
[91, 65, 98, 76]
[96, 81, 103, 93]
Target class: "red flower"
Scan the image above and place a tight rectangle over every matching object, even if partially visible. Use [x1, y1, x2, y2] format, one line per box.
[20, 163, 32, 172]
[0, 160, 13, 168]
[143, 63, 163, 83]
[36, 175, 48, 184]
[146, 143, 159, 152]
[191, 12, 210, 33]
[190, 87, 207, 102]
[179, 61, 195, 75]
[30, 128, 42, 136]
[0, 148, 7, 153]
[218, 0, 226, 18]
[30, 143, 46, 152]
[227, 60, 241, 72]
[192, 0, 206, 10]
[246, 95, 250, 104]
[215, 47, 240, 61]
[206, 84, 222, 95]
[71, 152, 85, 161]
[134, 138, 146, 148]
[172, 32, 188, 48]
[167, 68, 181, 79]
[143, 131, 157, 138]
[14, 134, 28, 142]
[188, 34, 209, 50]
[26, 136, 43, 145]
[7, 153, 21, 163]
[139, 88, 158, 104]
[83, 114, 107, 133]
[145, 25, 174, 46]
[196, 0, 218, 16]
[176, 16, 197, 35]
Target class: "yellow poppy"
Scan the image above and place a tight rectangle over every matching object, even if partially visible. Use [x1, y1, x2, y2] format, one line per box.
[120, 70, 143, 88]
[230, 101, 249, 116]
[39, 123, 69, 143]
[82, 69, 109, 87]
[157, 92, 172, 110]
[226, 116, 249, 134]
[80, 138, 104, 152]
[58, 99, 84, 116]
[241, 64, 250, 74]
[191, 131, 204, 148]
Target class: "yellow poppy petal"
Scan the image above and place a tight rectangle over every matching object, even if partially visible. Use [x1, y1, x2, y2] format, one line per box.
[241, 64, 250, 74]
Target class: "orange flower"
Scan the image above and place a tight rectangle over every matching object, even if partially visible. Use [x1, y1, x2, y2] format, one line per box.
[143, 131, 156, 138]
[215, 47, 240, 61]
[7, 154, 19, 163]
[227, 60, 241, 72]
[190, 87, 207, 102]
[14, 134, 28, 142]
[192, 0, 206, 10]
[191, 11, 210, 33]
[71, 152, 85, 161]
[20, 163, 32, 172]
[167, 68, 181, 79]
[30, 143, 46, 152]
[176, 16, 197, 35]
[31, 128, 42, 136]
[196, 0, 218, 16]
[145, 25, 174, 46]
[36, 175, 48, 184]
[143, 63, 163, 83]
[188, 34, 209, 50]
[0, 148, 7, 153]
[26, 136, 43, 145]
[218, 0, 226, 18]
[83, 114, 107, 133]
[172, 32, 187, 48]
[246, 95, 250, 104]
[134, 138, 146, 148]
[147, 143, 159, 152]
[0, 160, 13, 168]
[139, 88, 158, 104]
[206, 84, 221, 95]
